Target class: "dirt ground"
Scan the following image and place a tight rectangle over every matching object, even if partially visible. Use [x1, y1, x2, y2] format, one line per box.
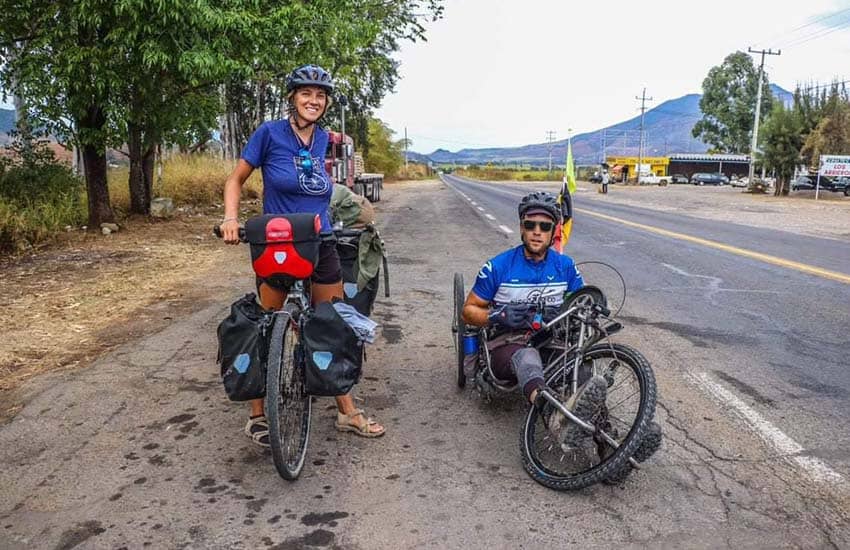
[0, 201, 260, 421]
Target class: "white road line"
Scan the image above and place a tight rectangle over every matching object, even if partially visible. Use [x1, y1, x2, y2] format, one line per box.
[476, 206, 485, 212]
[692, 371, 844, 484]
[498, 225, 514, 234]
[470, 201, 477, 205]
[485, 214, 496, 220]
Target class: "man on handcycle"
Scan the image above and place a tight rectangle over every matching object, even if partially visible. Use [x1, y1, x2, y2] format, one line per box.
[462, 192, 660, 470]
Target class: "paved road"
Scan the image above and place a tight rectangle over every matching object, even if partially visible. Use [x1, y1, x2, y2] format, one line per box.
[1, 178, 849, 549]
[444, 173, 850, 481]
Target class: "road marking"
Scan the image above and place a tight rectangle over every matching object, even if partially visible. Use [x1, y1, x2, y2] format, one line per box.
[485, 214, 496, 220]
[498, 225, 514, 234]
[476, 206, 485, 212]
[470, 201, 477, 205]
[691, 371, 844, 484]
[579, 208, 850, 285]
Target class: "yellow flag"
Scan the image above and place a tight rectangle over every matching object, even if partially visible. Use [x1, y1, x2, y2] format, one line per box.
[565, 139, 577, 195]
[555, 139, 575, 250]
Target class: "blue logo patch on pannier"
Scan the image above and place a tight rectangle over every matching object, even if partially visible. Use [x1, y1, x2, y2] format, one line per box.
[312, 351, 333, 371]
[343, 282, 358, 298]
[233, 353, 251, 374]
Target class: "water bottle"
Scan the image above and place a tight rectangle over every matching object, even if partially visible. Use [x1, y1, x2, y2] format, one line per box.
[462, 332, 479, 376]
[463, 333, 479, 355]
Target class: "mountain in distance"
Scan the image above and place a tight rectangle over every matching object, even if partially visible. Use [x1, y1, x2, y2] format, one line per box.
[416, 84, 793, 166]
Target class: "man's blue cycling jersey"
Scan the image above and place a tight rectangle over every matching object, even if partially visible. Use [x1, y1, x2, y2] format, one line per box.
[471, 245, 584, 308]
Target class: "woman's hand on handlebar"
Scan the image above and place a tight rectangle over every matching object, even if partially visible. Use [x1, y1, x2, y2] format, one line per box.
[221, 219, 241, 244]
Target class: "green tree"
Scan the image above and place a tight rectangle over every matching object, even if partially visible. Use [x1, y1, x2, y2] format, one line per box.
[364, 118, 403, 178]
[693, 51, 774, 153]
[760, 104, 803, 196]
[1, 0, 122, 225]
[2, 0, 444, 222]
[800, 85, 850, 165]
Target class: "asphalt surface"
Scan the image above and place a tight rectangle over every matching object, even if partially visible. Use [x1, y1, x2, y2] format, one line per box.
[1, 178, 849, 549]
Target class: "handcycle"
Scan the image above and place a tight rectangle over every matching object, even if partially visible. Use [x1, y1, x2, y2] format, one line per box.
[216, 213, 369, 481]
[451, 264, 658, 490]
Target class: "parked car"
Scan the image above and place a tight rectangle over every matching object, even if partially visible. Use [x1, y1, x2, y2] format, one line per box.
[817, 176, 849, 193]
[589, 173, 603, 183]
[691, 173, 728, 186]
[729, 176, 748, 188]
[791, 176, 815, 191]
[670, 174, 690, 184]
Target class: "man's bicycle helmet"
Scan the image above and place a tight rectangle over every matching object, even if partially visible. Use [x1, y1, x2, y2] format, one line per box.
[518, 191, 561, 223]
[285, 64, 334, 94]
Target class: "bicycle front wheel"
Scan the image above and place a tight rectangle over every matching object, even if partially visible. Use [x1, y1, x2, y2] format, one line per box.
[520, 343, 656, 491]
[266, 307, 311, 481]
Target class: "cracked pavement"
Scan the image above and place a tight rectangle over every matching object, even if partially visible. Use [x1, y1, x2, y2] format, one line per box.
[1, 179, 849, 549]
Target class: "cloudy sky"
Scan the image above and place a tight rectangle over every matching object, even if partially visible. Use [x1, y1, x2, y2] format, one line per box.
[376, 0, 850, 154]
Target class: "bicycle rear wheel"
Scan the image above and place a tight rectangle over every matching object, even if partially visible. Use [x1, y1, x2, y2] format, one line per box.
[453, 273, 466, 388]
[520, 343, 656, 491]
[266, 306, 311, 480]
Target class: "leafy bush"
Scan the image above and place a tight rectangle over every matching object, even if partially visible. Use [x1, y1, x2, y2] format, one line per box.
[0, 138, 85, 253]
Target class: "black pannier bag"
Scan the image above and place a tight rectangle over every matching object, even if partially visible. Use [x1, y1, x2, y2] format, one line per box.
[301, 302, 363, 396]
[337, 233, 380, 316]
[217, 293, 271, 401]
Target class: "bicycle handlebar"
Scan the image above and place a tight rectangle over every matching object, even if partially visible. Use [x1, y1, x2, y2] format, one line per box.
[212, 224, 363, 243]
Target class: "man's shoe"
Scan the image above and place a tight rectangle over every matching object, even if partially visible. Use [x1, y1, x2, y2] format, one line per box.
[546, 376, 608, 467]
[602, 421, 663, 484]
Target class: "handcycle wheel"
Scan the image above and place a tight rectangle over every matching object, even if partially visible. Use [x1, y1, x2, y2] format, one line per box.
[453, 272, 466, 388]
[266, 305, 312, 481]
[520, 343, 656, 491]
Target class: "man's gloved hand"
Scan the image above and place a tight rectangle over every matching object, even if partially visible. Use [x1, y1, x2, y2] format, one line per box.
[488, 303, 534, 330]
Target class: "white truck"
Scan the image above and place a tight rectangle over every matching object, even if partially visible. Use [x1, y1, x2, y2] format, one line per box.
[637, 172, 669, 186]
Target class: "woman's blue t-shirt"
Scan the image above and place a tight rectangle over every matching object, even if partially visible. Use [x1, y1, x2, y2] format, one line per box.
[241, 120, 333, 231]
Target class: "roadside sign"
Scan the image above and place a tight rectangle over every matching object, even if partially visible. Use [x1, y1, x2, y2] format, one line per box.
[819, 155, 850, 177]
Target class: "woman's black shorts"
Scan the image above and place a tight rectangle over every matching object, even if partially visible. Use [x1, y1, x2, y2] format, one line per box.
[256, 240, 343, 289]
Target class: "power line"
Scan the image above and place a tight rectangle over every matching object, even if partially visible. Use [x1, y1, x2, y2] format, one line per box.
[781, 16, 850, 48]
[759, 6, 850, 47]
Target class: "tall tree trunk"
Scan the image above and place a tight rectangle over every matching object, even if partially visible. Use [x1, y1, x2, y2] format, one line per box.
[142, 145, 155, 201]
[82, 144, 113, 226]
[127, 122, 149, 214]
[79, 105, 114, 226]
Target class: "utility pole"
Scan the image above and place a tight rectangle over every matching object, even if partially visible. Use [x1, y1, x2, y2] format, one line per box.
[404, 126, 409, 169]
[546, 130, 557, 173]
[747, 47, 781, 186]
[636, 88, 653, 183]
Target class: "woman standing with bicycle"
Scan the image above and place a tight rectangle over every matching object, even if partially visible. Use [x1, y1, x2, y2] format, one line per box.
[221, 64, 385, 446]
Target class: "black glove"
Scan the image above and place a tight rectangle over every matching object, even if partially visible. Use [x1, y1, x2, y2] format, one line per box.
[488, 303, 534, 330]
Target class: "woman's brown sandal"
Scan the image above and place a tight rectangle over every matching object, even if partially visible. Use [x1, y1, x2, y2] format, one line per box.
[335, 409, 385, 438]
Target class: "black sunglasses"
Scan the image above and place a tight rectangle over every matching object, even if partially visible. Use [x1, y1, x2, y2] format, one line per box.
[522, 220, 555, 232]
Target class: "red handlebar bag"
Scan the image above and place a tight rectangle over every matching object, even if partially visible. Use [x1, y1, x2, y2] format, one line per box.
[245, 214, 322, 281]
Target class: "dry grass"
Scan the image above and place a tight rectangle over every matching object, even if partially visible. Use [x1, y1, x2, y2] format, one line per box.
[108, 155, 263, 211]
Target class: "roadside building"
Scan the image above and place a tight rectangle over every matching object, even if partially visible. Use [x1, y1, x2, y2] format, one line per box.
[605, 156, 669, 182]
[667, 153, 749, 179]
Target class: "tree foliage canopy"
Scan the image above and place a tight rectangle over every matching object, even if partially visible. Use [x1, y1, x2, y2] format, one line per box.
[692, 51, 774, 154]
[0, 0, 443, 222]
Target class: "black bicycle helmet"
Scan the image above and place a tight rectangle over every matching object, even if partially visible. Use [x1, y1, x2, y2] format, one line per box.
[285, 64, 334, 94]
[518, 191, 561, 223]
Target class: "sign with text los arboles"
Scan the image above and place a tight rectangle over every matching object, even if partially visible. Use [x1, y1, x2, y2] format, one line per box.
[819, 155, 850, 177]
